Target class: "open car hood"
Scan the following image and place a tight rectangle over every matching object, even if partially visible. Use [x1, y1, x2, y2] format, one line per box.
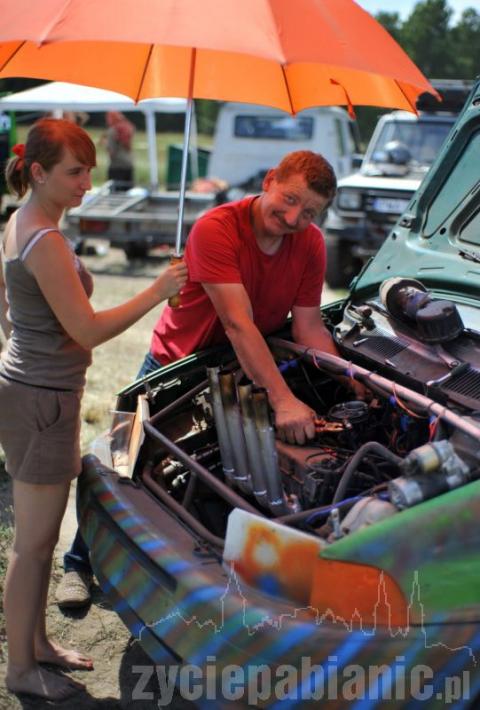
[352, 79, 480, 304]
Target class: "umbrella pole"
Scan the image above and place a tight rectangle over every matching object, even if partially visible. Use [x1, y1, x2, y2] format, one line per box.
[174, 96, 193, 258]
[169, 50, 196, 308]
[168, 95, 192, 307]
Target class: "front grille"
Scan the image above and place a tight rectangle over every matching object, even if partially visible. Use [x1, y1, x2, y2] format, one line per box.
[443, 367, 480, 403]
[360, 336, 407, 359]
[356, 328, 407, 360]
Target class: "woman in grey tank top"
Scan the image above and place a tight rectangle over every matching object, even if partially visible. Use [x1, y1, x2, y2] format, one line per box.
[0, 118, 187, 702]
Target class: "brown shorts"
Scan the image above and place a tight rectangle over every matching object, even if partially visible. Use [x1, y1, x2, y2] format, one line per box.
[0, 376, 83, 485]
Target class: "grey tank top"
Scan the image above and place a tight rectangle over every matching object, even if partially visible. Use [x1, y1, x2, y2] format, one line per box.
[1, 228, 94, 391]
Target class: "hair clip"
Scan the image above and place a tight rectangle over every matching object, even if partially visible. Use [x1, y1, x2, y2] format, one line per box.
[12, 143, 25, 159]
[12, 143, 26, 171]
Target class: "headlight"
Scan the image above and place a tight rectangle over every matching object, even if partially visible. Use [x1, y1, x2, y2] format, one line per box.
[337, 189, 362, 210]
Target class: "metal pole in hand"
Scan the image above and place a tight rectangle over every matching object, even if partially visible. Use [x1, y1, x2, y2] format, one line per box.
[169, 49, 196, 309]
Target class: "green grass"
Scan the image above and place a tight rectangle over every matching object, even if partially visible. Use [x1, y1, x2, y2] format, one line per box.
[15, 125, 213, 188]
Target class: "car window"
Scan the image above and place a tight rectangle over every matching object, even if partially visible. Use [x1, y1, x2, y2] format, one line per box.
[233, 115, 314, 141]
[371, 120, 453, 167]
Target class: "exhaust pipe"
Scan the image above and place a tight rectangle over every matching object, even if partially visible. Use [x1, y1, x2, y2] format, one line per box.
[218, 370, 252, 494]
[207, 367, 236, 488]
[237, 381, 268, 507]
[251, 388, 290, 516]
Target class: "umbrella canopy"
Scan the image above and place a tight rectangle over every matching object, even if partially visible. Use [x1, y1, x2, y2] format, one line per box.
[0, 0, 437, 258]
[0, 0, 436, 114]
[0, 82, 188, 187]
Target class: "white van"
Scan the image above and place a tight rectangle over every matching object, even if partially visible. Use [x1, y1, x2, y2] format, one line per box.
[207, 102, 360, 187]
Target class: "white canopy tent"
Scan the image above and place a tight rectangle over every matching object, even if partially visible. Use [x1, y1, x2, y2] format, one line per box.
[0, 81, 191, 188]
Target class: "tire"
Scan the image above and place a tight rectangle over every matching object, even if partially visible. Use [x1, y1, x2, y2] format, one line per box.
[123, 242, 149, 261]
[73, 239, 86, 256]
[325, 234, 359, 290]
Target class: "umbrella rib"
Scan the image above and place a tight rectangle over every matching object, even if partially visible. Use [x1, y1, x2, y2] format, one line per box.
[0, 40, 27, 73]
[280, 64, 294, 115]
[37, 0, 76, 44]
[394, 79, 418, 115]
[330, 79, 356, 119]
[134, 44, 154, 103]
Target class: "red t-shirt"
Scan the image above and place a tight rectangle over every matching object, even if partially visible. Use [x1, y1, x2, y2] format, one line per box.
[150, 196, 326, 364]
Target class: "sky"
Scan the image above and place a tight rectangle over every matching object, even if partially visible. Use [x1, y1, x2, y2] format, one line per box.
[356, 0, 480, 23]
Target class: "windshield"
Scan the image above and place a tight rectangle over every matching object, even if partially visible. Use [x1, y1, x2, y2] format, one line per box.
[234, 115, 314, 141]
[367, 119, 454, 172]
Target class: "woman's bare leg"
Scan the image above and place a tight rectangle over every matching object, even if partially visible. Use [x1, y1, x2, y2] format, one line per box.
[34, 551, 93, 670]
[4, 479, 87, 700]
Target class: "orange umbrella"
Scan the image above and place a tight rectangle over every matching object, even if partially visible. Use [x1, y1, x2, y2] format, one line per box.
[0, 0, 434, 113]
[0, 0, 437, 257]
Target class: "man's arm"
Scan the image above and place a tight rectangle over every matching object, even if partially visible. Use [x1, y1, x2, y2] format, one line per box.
[291, 304, 339, 355]
[203, 282, 316, 444]
[291, 305, 369, 398]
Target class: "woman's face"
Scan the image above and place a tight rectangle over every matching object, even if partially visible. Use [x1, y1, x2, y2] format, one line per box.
[37, 148, 92, 209]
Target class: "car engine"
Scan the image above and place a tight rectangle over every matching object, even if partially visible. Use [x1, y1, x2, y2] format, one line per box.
[128, 278, 480, 548]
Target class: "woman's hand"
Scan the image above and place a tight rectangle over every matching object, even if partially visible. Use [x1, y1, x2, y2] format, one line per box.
[154, 260, 188, 300]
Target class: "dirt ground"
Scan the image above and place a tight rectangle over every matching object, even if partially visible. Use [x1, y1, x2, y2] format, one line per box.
[0, 473, 196, 710]
[0, 243, 340, 709]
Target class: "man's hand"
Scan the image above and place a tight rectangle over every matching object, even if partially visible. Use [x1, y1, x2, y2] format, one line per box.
[273, 395, 317, 445]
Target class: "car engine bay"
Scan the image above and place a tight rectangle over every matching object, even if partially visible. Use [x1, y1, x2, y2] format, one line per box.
[123, 278, 480, 550]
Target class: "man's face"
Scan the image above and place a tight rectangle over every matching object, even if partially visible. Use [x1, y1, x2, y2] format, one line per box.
[258, 171, 330, 238]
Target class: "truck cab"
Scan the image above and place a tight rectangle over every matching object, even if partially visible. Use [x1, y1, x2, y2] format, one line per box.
[208, 101, 361, 187]
[324, 80, 472, 288]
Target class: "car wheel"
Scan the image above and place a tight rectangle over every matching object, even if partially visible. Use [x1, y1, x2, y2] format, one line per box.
[123, 242, 149, 261]
[73, 239, 86, 256]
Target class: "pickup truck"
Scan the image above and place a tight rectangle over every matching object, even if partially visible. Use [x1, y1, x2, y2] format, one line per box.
[323, 80, 472, 288]
[65, 102, 360, 259]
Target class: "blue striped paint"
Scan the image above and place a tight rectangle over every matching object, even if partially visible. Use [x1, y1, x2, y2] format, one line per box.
[270, 631, 371, 709]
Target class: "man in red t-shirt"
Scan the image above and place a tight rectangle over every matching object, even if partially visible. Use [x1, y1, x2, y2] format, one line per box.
[143, 150, 365, 444]
[56, 150, 367, 609]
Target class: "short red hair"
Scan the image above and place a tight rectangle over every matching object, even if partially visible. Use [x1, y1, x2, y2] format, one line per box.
[274, 150, 337, 201]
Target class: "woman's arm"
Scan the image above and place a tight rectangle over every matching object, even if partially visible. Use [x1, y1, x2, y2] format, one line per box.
[25, 232, 187, 350]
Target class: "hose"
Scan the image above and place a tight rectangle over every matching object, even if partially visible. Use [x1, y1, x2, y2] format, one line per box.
[332, 441, 401, 504]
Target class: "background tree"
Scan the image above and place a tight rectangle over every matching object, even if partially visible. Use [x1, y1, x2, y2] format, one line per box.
[451, 9, 480, 79]
[401, 0, 455, 78]
[375, 11, 403, 43]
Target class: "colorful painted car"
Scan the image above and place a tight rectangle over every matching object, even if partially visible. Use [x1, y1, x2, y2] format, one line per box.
[78, 80, 480, 708]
